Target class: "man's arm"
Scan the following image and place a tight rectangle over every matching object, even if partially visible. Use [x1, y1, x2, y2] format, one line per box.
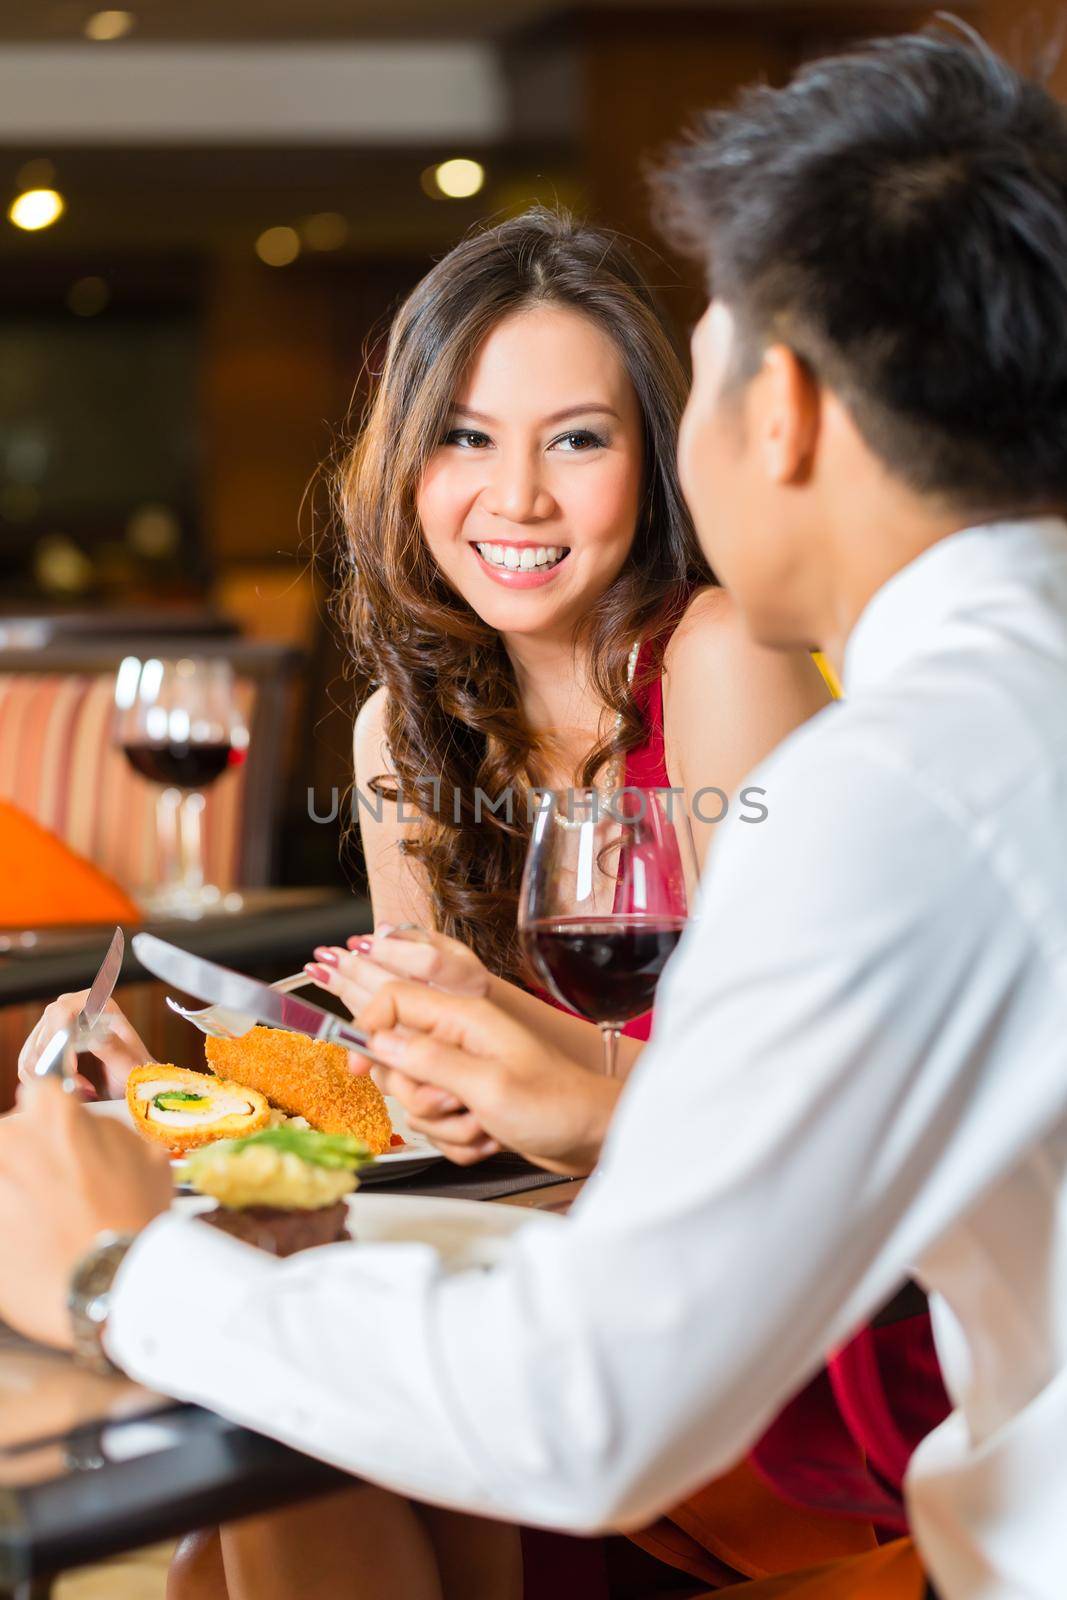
[106, 736, 1062, 1531]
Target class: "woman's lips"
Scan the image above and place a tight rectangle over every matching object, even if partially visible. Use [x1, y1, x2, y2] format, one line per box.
[469, 543, 571, 589]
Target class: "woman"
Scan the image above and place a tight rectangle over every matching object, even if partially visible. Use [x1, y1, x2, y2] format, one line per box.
[23, 209, 933, 1599]
[312, 206, 825, 1075]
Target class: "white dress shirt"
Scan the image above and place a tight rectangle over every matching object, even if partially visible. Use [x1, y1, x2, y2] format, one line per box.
[108, 517, 1067, 1599]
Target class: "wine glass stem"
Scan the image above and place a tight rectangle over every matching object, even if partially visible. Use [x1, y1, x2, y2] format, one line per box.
[155, 787, 183, 893]
[600, 1025, 622, 1079]
[180, 792, 206, 892]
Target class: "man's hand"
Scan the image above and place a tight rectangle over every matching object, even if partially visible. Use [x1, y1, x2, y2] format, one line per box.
[357, 983, 620, 1175]
[19, 994, 152, 1100]
[0, 1081, 173, 1349]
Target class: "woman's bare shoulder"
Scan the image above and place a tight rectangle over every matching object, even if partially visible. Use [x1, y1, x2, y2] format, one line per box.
[664, 585, 747, 673]
[353, 685, 392, 778]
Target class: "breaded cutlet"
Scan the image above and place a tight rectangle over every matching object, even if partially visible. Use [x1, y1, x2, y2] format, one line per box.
[204, 1026, 394, 1153]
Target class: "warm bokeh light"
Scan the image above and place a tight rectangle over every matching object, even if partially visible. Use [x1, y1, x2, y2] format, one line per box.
[84, 10, 136, 42]
[66, 276, 110, 317]
[255, 225, 300, 267]
[432, 158, 486, 199]
[301, 211, 348, 251]
[8, 188, 65, 232]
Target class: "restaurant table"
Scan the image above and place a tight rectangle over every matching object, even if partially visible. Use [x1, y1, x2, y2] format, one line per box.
[0, 1170, 583, 1598]
[0, 890, 372, 1008]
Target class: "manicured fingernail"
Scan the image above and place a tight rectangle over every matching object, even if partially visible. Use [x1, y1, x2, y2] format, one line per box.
[372, 1030, 407, 1063]
[304, 962, 331, 984]
[313, 946, 340, 967]
[346, 936, 372, 954]
[375, 923, 395, 938]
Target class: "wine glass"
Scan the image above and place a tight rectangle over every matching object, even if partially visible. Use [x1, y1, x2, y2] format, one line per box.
[519, 788, 699, 1077]
[114, 655, 249, 918]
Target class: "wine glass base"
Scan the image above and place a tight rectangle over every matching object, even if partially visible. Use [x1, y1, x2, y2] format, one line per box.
[136, 884, 245, 921]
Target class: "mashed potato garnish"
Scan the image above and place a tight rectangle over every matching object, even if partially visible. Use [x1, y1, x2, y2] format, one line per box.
[187, 1144, 357, 1210]
[179, 1126, 372, 1210]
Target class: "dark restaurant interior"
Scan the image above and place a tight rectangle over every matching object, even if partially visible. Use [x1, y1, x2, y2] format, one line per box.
[0, 0, 1041, 925]
[0, 2, 1064, 1596]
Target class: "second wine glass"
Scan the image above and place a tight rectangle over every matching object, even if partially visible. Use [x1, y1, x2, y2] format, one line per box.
[114, 655, 248, 918]
[518, 788, 698, 1078]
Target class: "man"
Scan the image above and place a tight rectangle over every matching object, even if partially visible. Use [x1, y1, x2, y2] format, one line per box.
[4, 28, 1067, 1598]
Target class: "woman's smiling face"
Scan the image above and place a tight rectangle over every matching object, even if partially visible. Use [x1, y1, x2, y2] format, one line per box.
[417, 304, 644, 639]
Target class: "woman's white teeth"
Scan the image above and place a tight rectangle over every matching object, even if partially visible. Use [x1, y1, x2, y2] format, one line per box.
[476, 543, 567, 571]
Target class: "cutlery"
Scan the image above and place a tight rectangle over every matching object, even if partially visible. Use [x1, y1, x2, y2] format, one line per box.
[32, 1025, 79, 1091]
[32, 925, 125, 1090]
[71, 925, 125, 1047]
[168, 972, 310, 1040]
[131, 934, 389, 1065]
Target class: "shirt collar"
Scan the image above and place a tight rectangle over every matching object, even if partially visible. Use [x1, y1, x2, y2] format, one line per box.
[843, 516, 1067, 694]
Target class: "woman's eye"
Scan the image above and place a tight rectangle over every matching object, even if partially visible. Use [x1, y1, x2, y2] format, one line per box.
[443, 428, 492, 450]
[551, 429, 606, 453]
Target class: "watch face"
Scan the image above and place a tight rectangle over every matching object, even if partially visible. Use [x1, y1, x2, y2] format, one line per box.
[69, 1234, 135, 1374]
[70, 1234, 134, 1301]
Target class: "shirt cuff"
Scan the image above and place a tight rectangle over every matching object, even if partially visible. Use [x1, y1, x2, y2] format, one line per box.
[105, 1210, 280, 1380]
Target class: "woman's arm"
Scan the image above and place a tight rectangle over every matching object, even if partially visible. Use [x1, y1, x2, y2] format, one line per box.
[663, 587, 833, 868]
[352, 690, 641, 1077]
[353, 686, 438, 929]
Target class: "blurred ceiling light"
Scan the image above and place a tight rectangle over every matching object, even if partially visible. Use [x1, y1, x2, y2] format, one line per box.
[255, 225, 300, 267]
[126, 502, 180, 559]
[84, 10, 136, 42]
[8, 188, 65, 231]
[15, 158, 55, 191]
[66, 275, 109, 316]
[34, 533, 94, 596]
[428, 158, 485, 199]
[301, 211, 348, 251]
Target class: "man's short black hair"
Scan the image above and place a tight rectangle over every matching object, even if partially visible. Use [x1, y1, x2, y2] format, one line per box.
[652, 26, 1067, 509]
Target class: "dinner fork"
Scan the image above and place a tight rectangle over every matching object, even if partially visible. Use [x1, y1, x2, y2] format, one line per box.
[166, 971, 310, 1040]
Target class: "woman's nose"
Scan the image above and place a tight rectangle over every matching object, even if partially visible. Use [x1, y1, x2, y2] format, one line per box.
[481, 450, 554, 523]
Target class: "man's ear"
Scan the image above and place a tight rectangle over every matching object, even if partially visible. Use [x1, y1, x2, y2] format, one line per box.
[755, 344, 819, 485]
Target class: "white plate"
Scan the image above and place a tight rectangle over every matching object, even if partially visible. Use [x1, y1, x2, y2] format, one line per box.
[175, 1190, 560, 1271]
[87, 1095, 443, 1184]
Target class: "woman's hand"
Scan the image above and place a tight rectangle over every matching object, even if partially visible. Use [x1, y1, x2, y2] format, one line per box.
[305, 925, 491, 1013]
[18, 994, 152, 1100]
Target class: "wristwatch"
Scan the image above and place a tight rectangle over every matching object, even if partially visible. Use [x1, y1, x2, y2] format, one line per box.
[67, 1231, 136, 1375]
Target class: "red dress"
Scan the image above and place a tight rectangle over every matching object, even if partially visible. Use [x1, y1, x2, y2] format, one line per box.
[534, 630, 948, 1596]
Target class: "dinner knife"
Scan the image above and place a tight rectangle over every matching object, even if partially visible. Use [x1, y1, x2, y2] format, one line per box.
[72, 925, 125, 1045]
[131, 933, 389, 1064]
[31, 926, 126, 1088]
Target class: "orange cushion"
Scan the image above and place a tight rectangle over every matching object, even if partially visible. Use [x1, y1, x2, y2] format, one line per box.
[0, 799, 140, 927]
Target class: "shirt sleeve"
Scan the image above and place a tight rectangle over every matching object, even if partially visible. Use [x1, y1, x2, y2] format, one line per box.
[106, 729, 1062, 1532]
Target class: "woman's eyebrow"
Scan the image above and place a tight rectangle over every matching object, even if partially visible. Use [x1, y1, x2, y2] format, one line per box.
[449, 403, 620, 424]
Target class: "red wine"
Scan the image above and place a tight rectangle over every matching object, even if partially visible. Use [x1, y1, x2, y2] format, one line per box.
[122, 741, 234, 789]
[522, 916, 685, 1025]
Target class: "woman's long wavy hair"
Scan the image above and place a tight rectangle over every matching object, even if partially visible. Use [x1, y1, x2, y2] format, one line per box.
[338, 207, 712, 980]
